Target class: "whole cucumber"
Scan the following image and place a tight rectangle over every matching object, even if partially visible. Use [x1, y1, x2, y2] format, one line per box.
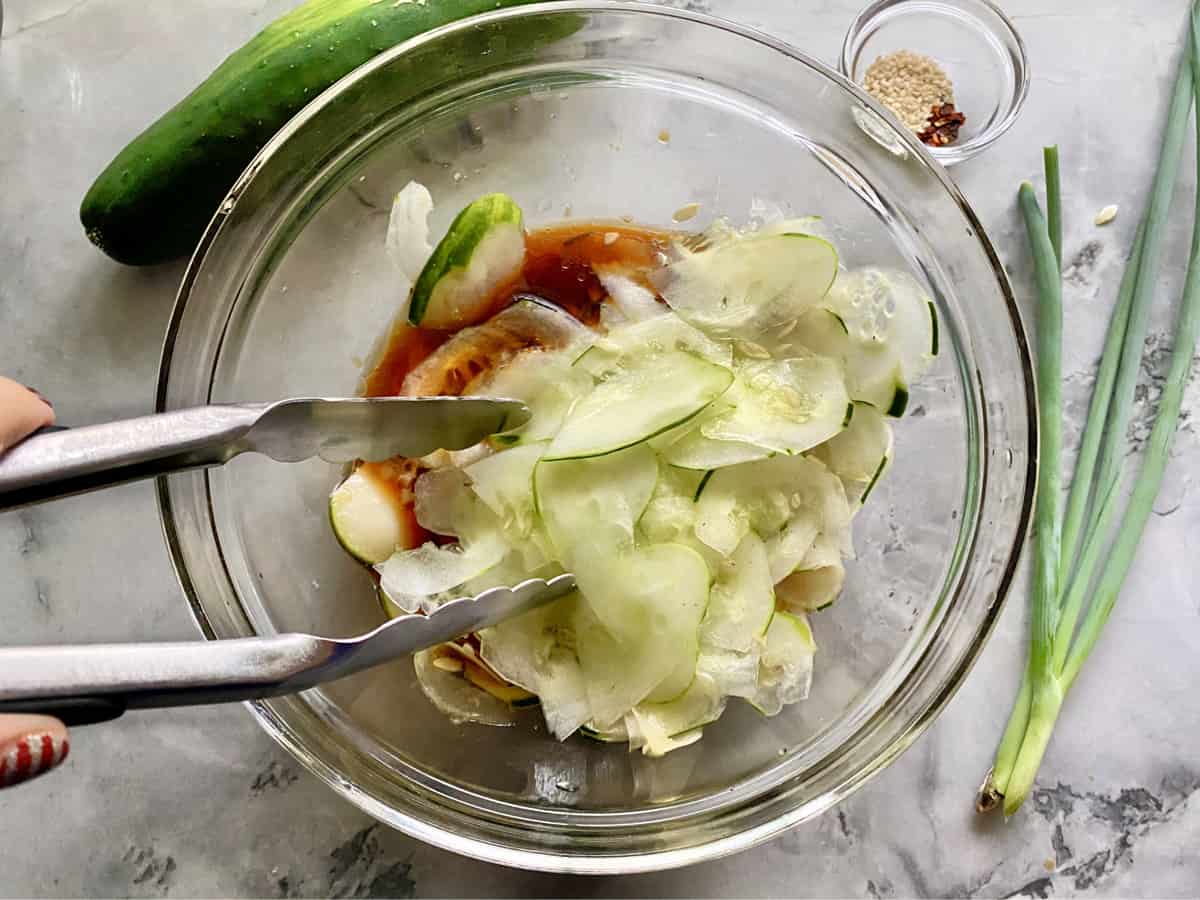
[80, 0, 545, 266]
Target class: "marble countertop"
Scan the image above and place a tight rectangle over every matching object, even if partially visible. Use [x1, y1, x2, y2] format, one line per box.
[2, 0, 1198, 896]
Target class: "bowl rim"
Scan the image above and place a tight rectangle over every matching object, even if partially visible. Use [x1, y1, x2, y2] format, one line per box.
[838, 0, 1031, 165]
[156, 0, 1037, 874]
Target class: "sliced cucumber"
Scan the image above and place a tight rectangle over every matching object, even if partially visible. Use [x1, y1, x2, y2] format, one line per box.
[697, 645, 761, 700]
[571, 542, 711, 726]
[408, 193, 526, 329]
[776, 564, 846, 613]
[544, 350, 733, 461]
[464, 442, 547, 537]
[598, 271, 663, 323]
[580, 721, 630, 743]
[700, 533, 775, 653]
[386, 180, 434, 283]
[698, 357, 851, 455]
[749, 611, 816, 716]
[404, 299, 590, 398]
[626, 673, 725, 757]
[821, 267, 936, 394]
[480, 350, 594, 447]
[534, 442, 659, 558]
[478, 593, 591, 740]
[652, 232, 839, 334]
[813, 401, 894, 505]
[375, 532, 508, 614]
[590, 311, 734, 370]
[329, 469, 407, 565]
[794, 307, 906, 417]
[413, 648, 517, 727]
[693, 454, 843, 557]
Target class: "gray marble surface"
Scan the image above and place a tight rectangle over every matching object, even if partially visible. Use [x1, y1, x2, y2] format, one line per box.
[2, 0, 1199, 896]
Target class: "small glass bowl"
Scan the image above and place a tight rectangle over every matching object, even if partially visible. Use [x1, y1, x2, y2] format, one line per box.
[840, 0, 1029, 166]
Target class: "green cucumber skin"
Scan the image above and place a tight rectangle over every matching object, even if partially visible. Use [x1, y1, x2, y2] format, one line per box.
[408, 193, 525, 325]
[80, 0, 544, 266]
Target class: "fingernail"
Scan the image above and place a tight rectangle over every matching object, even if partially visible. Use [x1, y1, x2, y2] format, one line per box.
[0, 732, 70, 788]
[24, 386, 52, 409]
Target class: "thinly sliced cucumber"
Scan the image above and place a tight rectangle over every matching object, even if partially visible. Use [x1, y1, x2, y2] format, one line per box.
[598, 271, 663, 323]
[408, 193, 526, 328]
[699, 357, 851, 455]
[580, 721, 630, 743]
[375, 531, 508, 614]
[697, 645, 761, 699]
[700, 533, 775, 653]
[813, 401, 893, 504]
[764, 514, 822, 583]
[545, 350, 733, 461]
[329, 469, 408, 565]
[405, 299, 590, 398]
[386, 181, 434, 283]
[413, 648, 517, 727]
[793, 307, 906, 416]
[572, 542, 710, 726]
[464, 442, 547, 537]
[822, 267, 937, 390]
[693, 454, 843, 557]
[667, 435, 774, 470]
[534, 443, 658, 558]
[588, 311, 733, 371]
[626, 673, 725, 757]
[776, 564, 846, 613]
[652, 232, 839, 334]
[480, 350, 594, 448]
[749, 611, 816, 716]
[478, 593, 591, 740]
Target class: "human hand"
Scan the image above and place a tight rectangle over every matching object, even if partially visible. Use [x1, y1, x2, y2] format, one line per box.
[0, 377, 70, 788]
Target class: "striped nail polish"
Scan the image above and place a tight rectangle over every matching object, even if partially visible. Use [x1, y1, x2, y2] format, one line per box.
[0, 732, 70, 788]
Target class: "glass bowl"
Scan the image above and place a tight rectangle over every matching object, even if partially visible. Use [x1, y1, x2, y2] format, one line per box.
[840, 0, 1029, 165]
[157, 2, 1035, 874]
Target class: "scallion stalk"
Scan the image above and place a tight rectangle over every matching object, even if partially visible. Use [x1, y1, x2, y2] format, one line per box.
[979, 6, 1200, 816]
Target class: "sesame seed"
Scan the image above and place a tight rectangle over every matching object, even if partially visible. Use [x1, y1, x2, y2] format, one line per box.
[863, 50, 955, 134]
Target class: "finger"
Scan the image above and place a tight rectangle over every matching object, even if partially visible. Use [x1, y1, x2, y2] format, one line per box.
[0, 376, 55, 453]
[0, 715, 70, 789]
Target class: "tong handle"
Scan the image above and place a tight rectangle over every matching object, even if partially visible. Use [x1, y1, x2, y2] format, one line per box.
[0, 405, 265, 511]
[0, 635, 337, 725]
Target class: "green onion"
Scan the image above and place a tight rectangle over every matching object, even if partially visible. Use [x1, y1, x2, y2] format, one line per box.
[1044, 146, 1063, 269]
[979, 7, 1200, 816]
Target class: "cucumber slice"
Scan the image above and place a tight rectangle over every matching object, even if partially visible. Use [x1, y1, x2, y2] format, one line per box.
[464, 442, 547, 537]
[580, 721, 630, 743]
[571, 542, 711, 726]
[697, 645, 761, 699]
[480, 350, 594, 447]
[404, 299, 589, 398]
[598, 272, 663, 323]
[793, 308, 906, 417]
[813, 401, 894, 505]
[700, 533, 775, 653]
[626, 673, 726, 757]
[776, 564, 846, 613]
[534, 443, 659, 557]
[544, 350, 733, 461]
[698, 357, 851, 455]
[693, 454, 843, 557]
[822, 267, 936, 391]
[328, 469, 408, 565]
[375, 531, 508, 614]
[478, 594, 591, 740]
[749, 611, 817, 716]
[408, 193, 526, 329]
[652, 232, 839, 334]
[593, 311, 734, 370]
[656, 404, 775, 470]
[386, 181, 434, 283]
[413, 648, 517, 727]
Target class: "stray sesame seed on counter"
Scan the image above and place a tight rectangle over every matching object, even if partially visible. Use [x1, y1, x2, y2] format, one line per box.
[862, 50, 966, 147]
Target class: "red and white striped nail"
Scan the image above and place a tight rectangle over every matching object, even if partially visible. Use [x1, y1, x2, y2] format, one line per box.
[0, 731, 70, 788]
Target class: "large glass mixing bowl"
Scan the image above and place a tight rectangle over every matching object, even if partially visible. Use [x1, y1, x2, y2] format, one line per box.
[157, 2, 1035, 874]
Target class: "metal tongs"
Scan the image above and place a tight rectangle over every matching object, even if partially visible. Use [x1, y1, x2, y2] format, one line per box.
[0, 397, 576, 725]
